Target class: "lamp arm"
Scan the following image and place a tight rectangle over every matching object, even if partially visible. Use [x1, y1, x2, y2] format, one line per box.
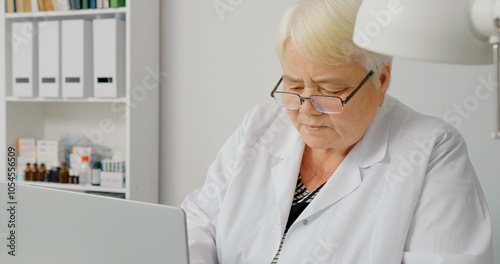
[472, 0, 500, 138]
[491, 39, 500, 138]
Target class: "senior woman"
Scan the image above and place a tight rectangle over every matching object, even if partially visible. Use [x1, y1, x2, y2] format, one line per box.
[181, 0, 493, 263]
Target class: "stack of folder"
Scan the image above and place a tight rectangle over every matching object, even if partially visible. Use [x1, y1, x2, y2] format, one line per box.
[6, 0, 126, 13]
[11, 18, 125, 98]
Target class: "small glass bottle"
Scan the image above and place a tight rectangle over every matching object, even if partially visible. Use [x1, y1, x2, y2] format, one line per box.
[79, 156, 91, 185]
[59, 162, 70, 184]
[25, 163, 32, 181]
[91, 161, 102, 186]
[51, 167, 60, 183]
[32, 163, 39, 181]
[69, 169, 75, 184]
[45, 165, 53, 182]
[74, 169, 79, 184]
[39, 163, 46, 182]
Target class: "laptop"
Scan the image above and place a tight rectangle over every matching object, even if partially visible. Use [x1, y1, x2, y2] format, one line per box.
[0, 180, 189, 264]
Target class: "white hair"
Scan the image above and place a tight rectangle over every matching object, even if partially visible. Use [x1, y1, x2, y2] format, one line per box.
[276, 0, 392, 78]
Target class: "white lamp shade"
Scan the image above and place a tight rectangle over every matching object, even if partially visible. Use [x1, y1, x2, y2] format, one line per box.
[353, 0, 492, 65]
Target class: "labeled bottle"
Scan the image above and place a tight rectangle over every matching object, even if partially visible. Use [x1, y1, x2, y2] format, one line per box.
[91, 161, 102, 186]
[59, 162, 70, 183]
[39, 163, 46, 182]
[25, 163, 32, 181]
[32, 163, 39, 181]
[79, 156, 91, 185]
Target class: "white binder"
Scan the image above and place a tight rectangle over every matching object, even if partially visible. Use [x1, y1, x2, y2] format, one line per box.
[38, 21, 61, 98]
[11, 22, 38, 97]
[61, 19, 93, 98]
[93, 18, 125, 98]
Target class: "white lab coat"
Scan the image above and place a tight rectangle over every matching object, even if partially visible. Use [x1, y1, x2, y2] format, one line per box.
[181, 95, 493, 264]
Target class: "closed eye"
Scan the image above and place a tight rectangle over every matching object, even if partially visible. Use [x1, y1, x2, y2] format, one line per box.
[321, 88, 346, 96]
[287, 87, 304, 93]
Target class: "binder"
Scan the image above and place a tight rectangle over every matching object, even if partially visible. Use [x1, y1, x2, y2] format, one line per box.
[11, 22, 38, 97]
[30, 0, 39, 12]
[93, 18, 125, 98]
[15, 0, 24, 12]
[109, 0, 124, 8]
[38, 0, 46, 11]
[41, 0, 55, 11]
[38, 20, 61, 97]
[61, 19, 93, 98]
[6, 0, 15, 13]
[54, 0, 70, 11]
[24, 0, 31, 12]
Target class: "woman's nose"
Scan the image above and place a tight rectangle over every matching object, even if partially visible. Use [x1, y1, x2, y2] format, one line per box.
[299, 96, 322, 115]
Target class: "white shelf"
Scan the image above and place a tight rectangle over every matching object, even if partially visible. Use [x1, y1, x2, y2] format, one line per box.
[6, 96, 127, 103]
[22, 181, 126, 194]
[5, 7, 126, 20]
[0, 0, 160, 203]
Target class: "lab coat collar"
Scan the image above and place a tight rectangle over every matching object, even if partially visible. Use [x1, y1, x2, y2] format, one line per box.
[257, 108, 304, 231]
[257, 107, 303, 159]
[356, 95, 393, 168]
[294, 97, 394, 224]
[260, 98, 393, 229]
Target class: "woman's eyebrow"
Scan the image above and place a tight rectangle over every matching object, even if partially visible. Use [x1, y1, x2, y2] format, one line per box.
[312, 77, 349, 86]
[283, 75, 349, 86]
[282, 75, 303, 83]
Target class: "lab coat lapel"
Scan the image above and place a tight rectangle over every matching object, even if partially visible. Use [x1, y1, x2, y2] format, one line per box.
[295, 98, 393, 222]
[260, 98, 393, 231]
[295, 147, 362, 224]
[258, 108, 304, 232]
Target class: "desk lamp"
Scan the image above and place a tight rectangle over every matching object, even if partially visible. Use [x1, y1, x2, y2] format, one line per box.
[354, 0, 500, 137]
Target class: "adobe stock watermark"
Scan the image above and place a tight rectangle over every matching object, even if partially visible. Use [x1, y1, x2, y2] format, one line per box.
[386, 73, 494, 192]
[213, 0, 244, 21]
[442, 73, 494, 129]
[82, 64, 168, 145]
[302, 235, 342, 264]
[195, 108, 288, 210]
[385, 128, 441, 192]
[8, 11, 60, 54]
[354, 0, 407, 47]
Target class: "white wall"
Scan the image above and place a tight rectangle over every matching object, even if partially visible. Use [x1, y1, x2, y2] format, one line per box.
[159, 0, 292, 205]
[159, 1, 499, 261]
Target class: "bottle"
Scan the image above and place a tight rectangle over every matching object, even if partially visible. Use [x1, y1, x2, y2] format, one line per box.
[59, 162, 69, 183]
[25, 163, 32, 181]
[79, 156, 91, 185]
[91, 161, 102, 186]
[74, 169, 79, 184]
[45, 165, 53, 182]
[39, 163, 46, 182]
[32, 163, 39, 181]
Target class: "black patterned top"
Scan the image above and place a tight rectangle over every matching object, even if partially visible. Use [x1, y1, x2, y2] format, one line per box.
[271, 174, 326, 263]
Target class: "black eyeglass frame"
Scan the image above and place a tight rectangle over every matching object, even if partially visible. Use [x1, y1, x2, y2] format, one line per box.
[270, 70, 375, 114]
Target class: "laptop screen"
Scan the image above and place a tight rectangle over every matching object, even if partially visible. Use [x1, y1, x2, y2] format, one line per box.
[0, 181, 189, 264]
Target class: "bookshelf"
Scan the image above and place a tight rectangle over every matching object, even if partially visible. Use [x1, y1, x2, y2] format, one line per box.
[0, 0, 160, 203]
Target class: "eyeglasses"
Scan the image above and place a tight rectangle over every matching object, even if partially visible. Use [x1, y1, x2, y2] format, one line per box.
[270, 70, 375, 114]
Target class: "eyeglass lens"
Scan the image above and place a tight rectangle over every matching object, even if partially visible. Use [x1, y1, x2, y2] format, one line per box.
[272, 93, 343, 114]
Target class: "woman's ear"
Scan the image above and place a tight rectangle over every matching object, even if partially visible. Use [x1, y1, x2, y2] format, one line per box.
[378, 63, 391, 104]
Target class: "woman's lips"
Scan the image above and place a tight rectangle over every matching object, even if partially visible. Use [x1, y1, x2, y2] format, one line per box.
[303, 124, 326, 131]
